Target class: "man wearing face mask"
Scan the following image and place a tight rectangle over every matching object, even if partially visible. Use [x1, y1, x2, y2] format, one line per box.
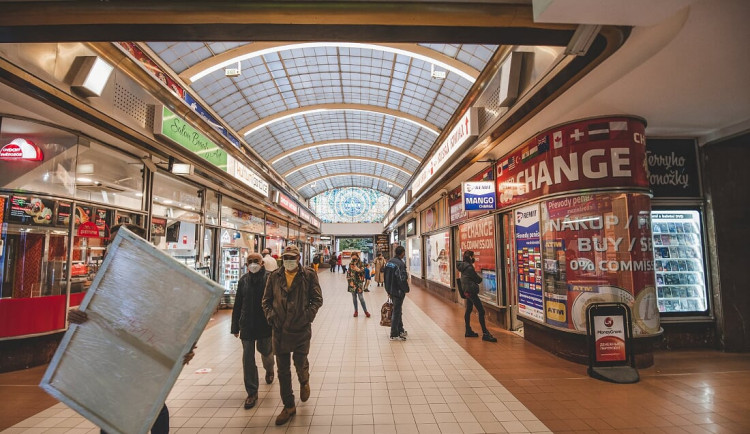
[262, 245, 324, 426]
[456, 250, 497, 342]
[231, 252, 275, 410]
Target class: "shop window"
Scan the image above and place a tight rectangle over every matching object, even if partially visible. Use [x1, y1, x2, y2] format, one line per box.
[457, 215, 498, 305]
[425, 231, 451, 287]
[407, 237, 421, 278]
[151, 173, 202, 269]
[0, 117, 79, 197]
[205, 190, 220, 226]
[74, 142, 144, 210]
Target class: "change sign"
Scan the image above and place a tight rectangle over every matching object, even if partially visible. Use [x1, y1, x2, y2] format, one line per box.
[462, 181, 496, 211]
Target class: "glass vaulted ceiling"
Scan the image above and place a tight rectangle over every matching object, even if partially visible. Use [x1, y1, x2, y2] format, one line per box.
[147, 42, 498, 199]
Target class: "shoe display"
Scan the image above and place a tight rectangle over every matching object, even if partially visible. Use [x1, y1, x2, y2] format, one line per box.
[465, 330, 479, 337]
[390, 335, 406, 341]
[275, 406, 296, 425]
[244, 394, 257, 409]
[365, 311, 371, 318]
[265, 370, 274, 384]
[353, 311, 358, 317]
[482, 333, 498, 342]
[300, 381, 310, 402]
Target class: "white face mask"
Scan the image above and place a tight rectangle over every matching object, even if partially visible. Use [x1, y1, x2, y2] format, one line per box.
[283, 259, 298, 271]
[248, 263, 262, 274]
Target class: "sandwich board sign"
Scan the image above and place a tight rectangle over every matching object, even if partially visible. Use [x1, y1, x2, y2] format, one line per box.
[40, 228, 224, 434]
[586, 302, 639, 384]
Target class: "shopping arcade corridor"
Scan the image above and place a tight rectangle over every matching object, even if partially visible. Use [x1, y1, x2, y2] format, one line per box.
[2, 269, 750, 433]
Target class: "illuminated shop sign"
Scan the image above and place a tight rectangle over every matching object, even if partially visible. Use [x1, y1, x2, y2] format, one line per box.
[412, 108, 478, 195]
[496, 116, 648, 208]
[462, 181, 496, 211]
[0, 138, 44, 161]
[275, 191, 299, 215]
[154, 105, 228, 171]
[227, 156, 269, 197]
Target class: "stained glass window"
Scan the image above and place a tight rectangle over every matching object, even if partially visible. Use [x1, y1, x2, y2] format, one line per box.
[309, 188, 394, 223]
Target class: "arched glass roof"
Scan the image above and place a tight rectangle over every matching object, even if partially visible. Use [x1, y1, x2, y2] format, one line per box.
[147, 42, 499, 198]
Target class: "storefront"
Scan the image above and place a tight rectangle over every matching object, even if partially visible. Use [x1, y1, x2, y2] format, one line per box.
[417, 197, 452, 295]
[264, 217, 288, 260]
[492, 116, 660, 365]
[405, 218, 420, 278]
[0, 116, 146, 340]
[218, 197, 264, 306]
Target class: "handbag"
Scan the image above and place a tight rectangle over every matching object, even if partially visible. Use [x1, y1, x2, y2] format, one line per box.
[380, 297, 393, 327]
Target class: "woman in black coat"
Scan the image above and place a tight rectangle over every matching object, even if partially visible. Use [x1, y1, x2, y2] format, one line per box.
[456, 250, 497, 342]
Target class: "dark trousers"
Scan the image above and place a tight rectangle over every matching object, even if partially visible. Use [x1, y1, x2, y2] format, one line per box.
[242, 337, 274, 396]
[465, 292, 488, 333]
[330, 264, 336, 272]
[390, 295, 405, 337]
[341, 265, 347, 274]
[101, 404, 168, 434]
[276, 351, 309, 408]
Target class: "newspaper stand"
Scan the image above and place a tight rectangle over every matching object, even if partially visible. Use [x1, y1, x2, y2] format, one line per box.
[586, 302, 639, 384]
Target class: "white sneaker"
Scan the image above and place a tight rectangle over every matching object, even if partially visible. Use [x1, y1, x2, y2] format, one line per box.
[389, 335, 406, 341]
[400, 330, 408, 338]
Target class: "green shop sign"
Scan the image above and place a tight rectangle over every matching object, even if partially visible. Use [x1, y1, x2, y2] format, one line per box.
[154, 105, 228, 171]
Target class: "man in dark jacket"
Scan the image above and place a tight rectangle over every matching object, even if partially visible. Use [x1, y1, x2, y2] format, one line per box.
[231, 252, 274, 410]
[456, 250, 497, 342]
[262, 245, 324, 426]
[384, 245, 409, 341]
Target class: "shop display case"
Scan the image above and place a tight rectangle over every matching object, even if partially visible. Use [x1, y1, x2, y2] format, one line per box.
[651, 211, 708, 314]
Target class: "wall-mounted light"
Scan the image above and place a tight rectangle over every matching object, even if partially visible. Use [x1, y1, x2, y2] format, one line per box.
[71, 56, 114, 97]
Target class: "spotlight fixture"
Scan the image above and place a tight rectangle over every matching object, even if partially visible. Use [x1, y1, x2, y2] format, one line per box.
[70, 56, 114, 97]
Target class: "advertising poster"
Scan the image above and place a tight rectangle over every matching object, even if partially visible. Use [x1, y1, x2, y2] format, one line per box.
[8, 195, 55, 225]
[462, 181, 496, 211]
[542, 193, 659, 336]
[458, 215, 497, 304]
[151, 217, 167, 237]
[56, 201, 72, 226]
[95, 209, 110, 237]
[496, 117, 649, 208]
[515, 204, 543, 321]
[425, 231, 450, 286]
[594, 314, 627, 362]
[543, 238, 568, 328]
[450, 166, 494, 224]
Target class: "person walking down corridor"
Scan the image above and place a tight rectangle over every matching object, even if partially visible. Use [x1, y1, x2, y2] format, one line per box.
[337, 253, 343, 273]
[262, 248, 278, 272]
[384, 246, 409, 341]
[457, 251, 497, 342]
[312, 253, 320, 272]
[347, 252, 370, 318]
[262, 245, 324, 426]
[231, 252, 275, 410]
[373, 253, 386, 287]
[329, 253, 337, 272]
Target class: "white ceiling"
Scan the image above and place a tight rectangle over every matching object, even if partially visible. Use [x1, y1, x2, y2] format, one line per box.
[488, 0, 750, 163]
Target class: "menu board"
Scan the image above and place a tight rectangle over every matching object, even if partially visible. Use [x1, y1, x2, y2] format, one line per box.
[8, 195, 55, 225]
[652, 211, 707, 313]
[57, 202, 72, 226]
[375, 234, 389, 253]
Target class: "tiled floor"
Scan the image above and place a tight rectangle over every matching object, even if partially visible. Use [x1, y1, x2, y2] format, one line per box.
[2, 269, 750, 433]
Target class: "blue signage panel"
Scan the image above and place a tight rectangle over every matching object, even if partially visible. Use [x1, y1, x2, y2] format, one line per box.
[462, 181, 496, 211]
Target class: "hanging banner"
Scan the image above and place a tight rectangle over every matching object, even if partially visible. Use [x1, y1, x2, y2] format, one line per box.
[515, 204, 543, 321]
[496, 116, 648, 208]
[154, 105, 228, 171]
[450, 166, 494, 224]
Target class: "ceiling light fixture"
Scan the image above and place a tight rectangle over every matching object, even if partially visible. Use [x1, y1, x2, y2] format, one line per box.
[244, 108, 439, 137]
[271, 142, 420, 165]
[189, 42, 476, 83]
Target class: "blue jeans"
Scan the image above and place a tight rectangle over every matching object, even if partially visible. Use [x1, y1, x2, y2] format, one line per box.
[242, 337, 274, 396]
[352, 291, 368, 312]
[390, 295, 405, 337]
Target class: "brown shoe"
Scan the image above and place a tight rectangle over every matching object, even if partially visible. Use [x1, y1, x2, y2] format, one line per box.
[300, 381, 310, 402]
[265, 370, 274, 384]
[243, 394, 257, 409]
[275, 406, 296, 425]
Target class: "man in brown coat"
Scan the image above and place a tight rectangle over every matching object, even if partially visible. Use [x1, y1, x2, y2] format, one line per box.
[262, 245, 324, 426]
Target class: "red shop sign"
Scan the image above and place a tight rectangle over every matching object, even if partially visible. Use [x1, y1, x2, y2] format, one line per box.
[496, 116, 648, 208]
[77, 221, 100, 238]
[0, 138, 44, 161]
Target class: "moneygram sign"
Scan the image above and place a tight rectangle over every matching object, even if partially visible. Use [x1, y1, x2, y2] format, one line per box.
[462, 181, 496, 211]
[412, 108, 478, 195]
